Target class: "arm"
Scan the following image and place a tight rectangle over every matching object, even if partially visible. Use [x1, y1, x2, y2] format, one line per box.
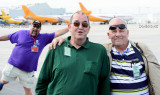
[49, 37, 66, 50]
[0, 35, 9, 41]
[98, 48, 110, 95]
[142, 44, 160, 95]
[54, 27, 68, 38]
[35, 50, 55, 95]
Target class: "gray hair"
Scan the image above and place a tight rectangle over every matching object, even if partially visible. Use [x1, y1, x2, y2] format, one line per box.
[69, 11, 90, 25]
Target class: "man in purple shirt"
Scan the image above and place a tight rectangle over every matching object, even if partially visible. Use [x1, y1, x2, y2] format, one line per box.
[0, 20, 68, 95]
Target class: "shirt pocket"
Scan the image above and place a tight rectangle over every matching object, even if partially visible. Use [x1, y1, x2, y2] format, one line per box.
[84, 61, 98, 77]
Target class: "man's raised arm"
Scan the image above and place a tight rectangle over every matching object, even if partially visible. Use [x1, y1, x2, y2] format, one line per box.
[54, 27, 68, 38]
[0, 35, 9, 41]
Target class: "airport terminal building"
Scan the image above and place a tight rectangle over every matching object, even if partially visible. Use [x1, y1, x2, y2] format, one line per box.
[9, 3, 66, 18]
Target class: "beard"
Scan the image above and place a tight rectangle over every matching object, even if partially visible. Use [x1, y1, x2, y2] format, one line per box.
[31, 29, 38, 36]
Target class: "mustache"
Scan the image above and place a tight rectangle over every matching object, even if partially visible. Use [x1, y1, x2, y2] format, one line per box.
[115, 36, 122, 39]
[32, 29, 38, 32]
[31, 29, 38, 36]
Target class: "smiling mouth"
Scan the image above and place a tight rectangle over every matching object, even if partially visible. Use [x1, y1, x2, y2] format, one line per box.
[78, 30, 83, 33]
[32, 30, 37, 33]
[31, 30, 38, 36]
[33, 31, 37, 33]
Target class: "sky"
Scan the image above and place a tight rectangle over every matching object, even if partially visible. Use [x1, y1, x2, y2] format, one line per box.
[0, 0, 160, 15]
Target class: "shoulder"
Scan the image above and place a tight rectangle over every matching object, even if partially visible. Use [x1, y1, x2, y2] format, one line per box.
[39, 33, 55, 39]
[14, 30, 28, 33]
[136, 42, 147, 48]
[9, 30, 28, 36]
[40, 32, 55, 36]
[51, 41, 67, 51]
[89, 41, 106, 50]
[130, 41, 148, 50]
[102, 43, 113, 52]
[130, 41, 152, 57]
[18, 30, 29, 33]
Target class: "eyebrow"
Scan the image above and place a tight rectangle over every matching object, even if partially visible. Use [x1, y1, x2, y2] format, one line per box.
[74, 20, 88, 23]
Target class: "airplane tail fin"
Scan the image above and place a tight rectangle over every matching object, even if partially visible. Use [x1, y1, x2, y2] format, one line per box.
[22, 5, 36, 19]
[78, 2, 91, 15]
[1, 10, 8, 16]
[79, 2, 88, 11]
[1, 10, 11, 19]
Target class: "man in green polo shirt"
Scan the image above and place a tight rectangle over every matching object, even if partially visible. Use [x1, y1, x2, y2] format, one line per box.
[35, 12, 110, 95]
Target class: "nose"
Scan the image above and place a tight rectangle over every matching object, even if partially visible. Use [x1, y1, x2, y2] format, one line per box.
[78, 23, 83, 29]
[115, 28, 121, 36]
[34, 27, 38, 29]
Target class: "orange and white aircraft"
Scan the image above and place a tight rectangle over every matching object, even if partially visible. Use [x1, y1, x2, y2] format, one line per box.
[78, 2, 108, 24]
[22, 5, 69, 25]
[78, 2, 133, 24]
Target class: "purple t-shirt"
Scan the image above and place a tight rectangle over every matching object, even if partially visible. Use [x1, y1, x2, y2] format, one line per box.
[8, 30, 55, 72]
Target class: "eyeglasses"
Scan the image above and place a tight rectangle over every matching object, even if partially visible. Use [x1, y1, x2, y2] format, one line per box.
[33, 24, 41, 29]
[71, 21, 89, 28]
[109, 24, 126, 30]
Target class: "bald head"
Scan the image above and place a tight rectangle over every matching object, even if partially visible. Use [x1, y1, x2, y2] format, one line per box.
[107, 18, 129, 49]
[109, 18, 127, 28]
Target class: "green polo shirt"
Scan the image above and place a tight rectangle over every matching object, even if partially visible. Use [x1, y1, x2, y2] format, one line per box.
[35, 36, 110, 95]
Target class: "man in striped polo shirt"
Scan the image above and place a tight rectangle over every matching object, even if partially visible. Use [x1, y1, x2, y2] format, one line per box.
[106, 18, 160, 95]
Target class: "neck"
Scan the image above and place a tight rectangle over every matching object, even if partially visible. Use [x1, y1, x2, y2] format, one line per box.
[70, 37, 86, 49]
[114, 42, 129, 54]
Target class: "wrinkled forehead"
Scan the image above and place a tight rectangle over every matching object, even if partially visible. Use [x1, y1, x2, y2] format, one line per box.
[109, 18, 126, 26]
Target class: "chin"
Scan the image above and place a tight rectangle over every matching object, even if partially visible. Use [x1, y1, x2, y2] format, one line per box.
[32, 33, 37, 36]
[76, 37, 84, 40]
[32, 34, 35, 36]
[76, 35, 84, 38]
[114, 42, 122, 46]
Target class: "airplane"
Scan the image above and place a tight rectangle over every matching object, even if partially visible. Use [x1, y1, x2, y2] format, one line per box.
[0, 10, 24, 25]
[78, 2, 108, 24]
[95, 14, 134, 24]
[22, 5, 70, 25]
[78, 2, 133, 24]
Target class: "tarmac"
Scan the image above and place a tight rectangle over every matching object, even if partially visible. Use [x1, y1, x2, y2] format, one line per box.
[0, 24, 160, 95]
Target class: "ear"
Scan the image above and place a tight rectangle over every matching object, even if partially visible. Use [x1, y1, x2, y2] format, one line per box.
[107, 32, 111, 39]
[68, 24, 71, 30]
[107, 32, 109, 36]
[88, 26, 90, 31]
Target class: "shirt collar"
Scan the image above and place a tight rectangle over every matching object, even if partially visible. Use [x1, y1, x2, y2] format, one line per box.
[112, 41, 131, 55]
[66, 36, 90, 49]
